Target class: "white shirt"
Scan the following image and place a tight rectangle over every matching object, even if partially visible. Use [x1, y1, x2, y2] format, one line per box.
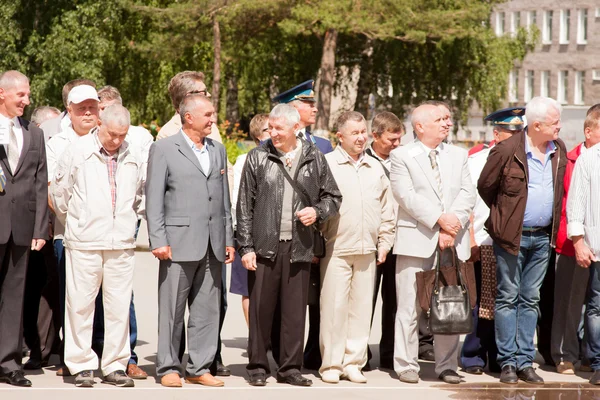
[468, 147, 493, 246]
[182, 130, 210, 175]
[232, 153, 248, 229]
[567, 143, 600, 258]
[337, 145, 367, 171]
[0, 114, 23, 156]
[126, 125, 154, 163]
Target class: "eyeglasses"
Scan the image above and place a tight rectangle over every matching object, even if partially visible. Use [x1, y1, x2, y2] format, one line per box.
[187, 90, 208, 96]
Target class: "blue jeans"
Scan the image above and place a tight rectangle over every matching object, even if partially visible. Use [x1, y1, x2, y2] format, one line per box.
[494, 231, 551, 369]
[586, 262, 600, 370]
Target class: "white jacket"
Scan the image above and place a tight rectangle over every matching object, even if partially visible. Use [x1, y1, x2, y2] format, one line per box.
[51, 133, 145, 250]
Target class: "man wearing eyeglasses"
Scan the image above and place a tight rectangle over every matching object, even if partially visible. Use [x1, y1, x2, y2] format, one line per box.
[156, 71, 221, 143]
[478, 96, 567, 385]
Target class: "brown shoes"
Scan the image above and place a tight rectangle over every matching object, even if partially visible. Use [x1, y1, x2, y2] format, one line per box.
[161, 372, 182, 387]
[126, 363, 148, 380]
[185, 373, 224, 387]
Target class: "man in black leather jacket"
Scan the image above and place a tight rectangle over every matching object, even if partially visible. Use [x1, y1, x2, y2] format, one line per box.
[237, 104, 341, 387]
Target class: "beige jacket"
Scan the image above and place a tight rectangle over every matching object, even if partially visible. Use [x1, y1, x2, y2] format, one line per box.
[51, 133, 145, 250]
[322, 146, 395, 257]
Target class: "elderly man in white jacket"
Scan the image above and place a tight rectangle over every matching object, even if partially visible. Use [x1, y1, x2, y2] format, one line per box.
[319, 111, 395, 384]
[51, 104, 144, 388]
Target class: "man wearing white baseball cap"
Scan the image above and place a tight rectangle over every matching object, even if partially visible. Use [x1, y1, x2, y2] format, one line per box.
[46, 84, 100, 376]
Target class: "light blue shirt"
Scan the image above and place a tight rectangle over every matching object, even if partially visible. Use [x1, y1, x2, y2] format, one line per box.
[523, 136, 555, 227]
[182, 130, 210, 175]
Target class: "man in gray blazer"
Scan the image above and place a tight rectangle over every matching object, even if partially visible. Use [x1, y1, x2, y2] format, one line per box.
[146, 94, 235, 388]
[0, 71, 49, 387]
[389, 103, 475, 385]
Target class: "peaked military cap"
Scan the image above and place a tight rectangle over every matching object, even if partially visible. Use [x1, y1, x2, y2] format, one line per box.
[272, 79, 316, 104]
[485, 106, 525, 131]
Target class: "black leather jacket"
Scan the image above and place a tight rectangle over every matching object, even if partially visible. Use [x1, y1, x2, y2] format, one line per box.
[236, 139, 342, 263]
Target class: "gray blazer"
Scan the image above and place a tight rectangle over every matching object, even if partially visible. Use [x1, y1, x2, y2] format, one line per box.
[0, 118, 49, 246]
[145, 131, 234, 262]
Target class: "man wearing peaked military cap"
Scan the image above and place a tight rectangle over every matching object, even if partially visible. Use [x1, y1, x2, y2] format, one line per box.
[461, 107, 525, 376]
[271, 80, 333, 371]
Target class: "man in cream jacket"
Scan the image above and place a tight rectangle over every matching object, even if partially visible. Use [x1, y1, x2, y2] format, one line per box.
[51, 104, 144, 388]
[319, 111, 395, 384]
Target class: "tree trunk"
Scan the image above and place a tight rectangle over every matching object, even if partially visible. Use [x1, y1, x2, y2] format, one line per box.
[225, 71, 239, 132]
[315, 28, 337, 132]
[354, 41, 374, 119]
[212, 17, 221, 119]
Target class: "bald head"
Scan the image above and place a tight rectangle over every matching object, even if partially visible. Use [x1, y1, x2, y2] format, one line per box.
[0, 70, 29, 90]
[410, 104, 449, 148]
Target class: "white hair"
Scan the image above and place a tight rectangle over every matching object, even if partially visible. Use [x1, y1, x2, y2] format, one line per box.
[0, 70, 28, 90]
[269, 104, 300, 127]
[100, 104, 130, 128]
[178, 94, 211, 124]
[525, 96, 562, 124]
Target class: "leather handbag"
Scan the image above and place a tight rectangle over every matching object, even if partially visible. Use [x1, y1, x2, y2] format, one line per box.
[276, 162, 326, 258]
[428, 247, 474, 335]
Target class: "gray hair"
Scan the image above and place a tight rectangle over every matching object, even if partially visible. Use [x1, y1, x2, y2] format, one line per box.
[525, 96, 562, 124]
[179, 94, 212, 125]
[269, 104, 300, 127]
[31, 106, 61, 126]
[98, 85, 123, 105]
[100, 104, 130, 128]
[0, 70, 29, 90]
[410, 104, 437, 132]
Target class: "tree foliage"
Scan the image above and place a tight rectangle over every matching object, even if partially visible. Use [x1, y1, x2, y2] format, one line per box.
[0, 0, 536, 132]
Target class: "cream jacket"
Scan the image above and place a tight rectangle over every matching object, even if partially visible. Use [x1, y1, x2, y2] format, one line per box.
[50, 133, 145, 250]
[322, 146, 395, 257]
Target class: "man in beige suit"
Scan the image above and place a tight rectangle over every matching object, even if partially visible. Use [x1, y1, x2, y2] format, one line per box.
[389, 104, 475, 384]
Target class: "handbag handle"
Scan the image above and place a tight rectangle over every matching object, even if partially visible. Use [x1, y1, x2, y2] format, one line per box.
[433, 246, 467, 294]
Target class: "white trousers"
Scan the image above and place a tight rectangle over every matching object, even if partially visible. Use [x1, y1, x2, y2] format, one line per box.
[64, 248, 134, 375]
[394, 254, 459, 376]
[319, 253, 376, 375]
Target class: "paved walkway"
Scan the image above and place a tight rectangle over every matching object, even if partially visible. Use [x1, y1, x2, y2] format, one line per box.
[2, 224, 600, 399]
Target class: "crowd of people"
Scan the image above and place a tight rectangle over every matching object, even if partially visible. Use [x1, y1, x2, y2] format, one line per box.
[0, 67, 599, 389]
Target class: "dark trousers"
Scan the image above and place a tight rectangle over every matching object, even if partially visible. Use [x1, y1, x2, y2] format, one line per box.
[247, 241, 310, 377]
[303, 264, 322, 369]
[54, 239, 66, 365]
[0, 238, 30, 374]
[537, 249, 555, 365]
[367, 252, 396, 366]
[23, 241, 61, 363]
[209, 263, 228, 374]
[460, 259, 498, 369]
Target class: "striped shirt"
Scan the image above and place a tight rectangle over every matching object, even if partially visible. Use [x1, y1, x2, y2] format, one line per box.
[567, 143, 600, 256]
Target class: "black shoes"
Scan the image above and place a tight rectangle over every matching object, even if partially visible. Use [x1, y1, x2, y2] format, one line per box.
[23, 359, 48, 370]
[216, 362, 231, 377]
[248, 372, 267, 386]
[517, 367, 544, 384]
[277, 373, 313, 386]
[500, 365, 518, 384]
[590, 370, 600, 385]
[464, 366, 484, 375]
[419, 349, 435, 362]
[0, 370, 32, 387]
[438, 369, 461, 384]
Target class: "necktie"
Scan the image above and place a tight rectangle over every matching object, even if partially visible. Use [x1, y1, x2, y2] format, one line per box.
[0, 164, 6, 192]
[428, 149, 444, 210]
[7, 121, 19, 173]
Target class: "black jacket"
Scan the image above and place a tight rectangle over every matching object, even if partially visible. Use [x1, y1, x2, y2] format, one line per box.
[236, 139, 342, 263]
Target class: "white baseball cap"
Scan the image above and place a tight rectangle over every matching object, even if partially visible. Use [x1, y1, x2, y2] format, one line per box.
[67, 85, 99, 105]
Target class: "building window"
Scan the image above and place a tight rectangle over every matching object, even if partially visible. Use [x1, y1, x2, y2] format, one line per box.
[557, 70, 568, 104]
[543, 10, 553, 44]
[559, 10, 570, 44]
[511, 11, 521, 35]
[524, 70, 535, 102]
[496, 12, 505, 36]
[574, 71, 585, 105]
[541, 70, 550, 97]
[577, 9, 588, 44]
[527, 10, 537, 27]
[479, 131, 486, 142]
[509, 69, 519, 103]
